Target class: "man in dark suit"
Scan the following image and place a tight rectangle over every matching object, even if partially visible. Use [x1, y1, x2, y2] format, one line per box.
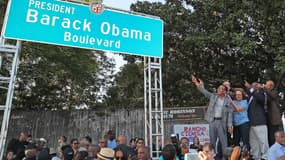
[264, 80, 283, 146]
[246, 81, 269, 160]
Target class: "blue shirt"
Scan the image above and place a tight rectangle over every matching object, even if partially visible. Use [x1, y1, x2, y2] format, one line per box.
[107, 139, 117, 149]
[51, 157, 62, 160]
[233, 100, 249, 126]
[267, 142, 285, 160]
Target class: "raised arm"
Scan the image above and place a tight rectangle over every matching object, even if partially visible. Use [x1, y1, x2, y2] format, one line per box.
[244, 80, 251, 89]
[228, 95, 239, 112]
[192, 75, 204, 87]
[191, 75, 212, 99]
[228, 97, 247, 112]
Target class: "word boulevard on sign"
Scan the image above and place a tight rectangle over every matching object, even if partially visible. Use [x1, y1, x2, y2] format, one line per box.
[3, 0, 163, 58]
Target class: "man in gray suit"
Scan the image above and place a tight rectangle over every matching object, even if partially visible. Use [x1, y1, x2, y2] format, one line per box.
[192, 75, 233, 159]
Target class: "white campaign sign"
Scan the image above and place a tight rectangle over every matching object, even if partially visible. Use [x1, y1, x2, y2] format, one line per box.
[173, 124, 210, 144]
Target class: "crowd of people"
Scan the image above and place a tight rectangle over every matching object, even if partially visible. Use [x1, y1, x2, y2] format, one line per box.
[4, 128, 214, 160]
[4, 77, 285, 160]
[5, 130, 151, 160]
[191, 75, 285, 160]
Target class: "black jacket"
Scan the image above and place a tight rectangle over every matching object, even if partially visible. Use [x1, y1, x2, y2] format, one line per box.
[248, 89, 267, 126]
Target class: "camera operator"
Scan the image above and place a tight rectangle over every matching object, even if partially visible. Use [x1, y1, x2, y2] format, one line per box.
[170, 134, 182, 160]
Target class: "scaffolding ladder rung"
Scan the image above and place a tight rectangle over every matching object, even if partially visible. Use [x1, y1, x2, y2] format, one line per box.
[1, 44, 17, 49]
[0, 45, 17, 53]
[151, 110, 162, 113]
[152, 133, 163, 136]
[151, 88, 161, 92]
[144, 63, 161, 69]
[0, 48, 16, 53]
[150, 62, 160, 66]
[0, 105, 6, 110]
[0, 86, 8, 89]
[0, 77, 11, 82]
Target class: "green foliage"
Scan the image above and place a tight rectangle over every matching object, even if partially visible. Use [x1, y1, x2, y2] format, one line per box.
[0, 0, 8, 29]
[276, 54, 285, 73]
[12, 42, 115, 110]
[104, 63, 144, 109]
[128, 0, 285, 109]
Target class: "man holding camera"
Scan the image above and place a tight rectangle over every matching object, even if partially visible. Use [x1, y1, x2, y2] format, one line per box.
[245, 81, 269, 160]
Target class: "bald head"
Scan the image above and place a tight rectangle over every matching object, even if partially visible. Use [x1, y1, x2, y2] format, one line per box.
[117, 135, 127, 145]
[274, 131, 285, 144]
[19, 132, 28, 142]
[265, 80, 275, 90]
[137, 146, 150, 160]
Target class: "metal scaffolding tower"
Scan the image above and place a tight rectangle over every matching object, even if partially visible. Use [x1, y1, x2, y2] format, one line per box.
[144, 57, 164, 159]
[0, 0, 22, 157]
[0, 38, 21, 158]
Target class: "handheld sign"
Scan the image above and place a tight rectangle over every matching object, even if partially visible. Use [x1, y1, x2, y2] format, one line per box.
[3, 0, 163, 58]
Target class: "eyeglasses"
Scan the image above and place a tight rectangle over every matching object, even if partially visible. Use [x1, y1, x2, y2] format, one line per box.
[73, 142, 79, 145]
